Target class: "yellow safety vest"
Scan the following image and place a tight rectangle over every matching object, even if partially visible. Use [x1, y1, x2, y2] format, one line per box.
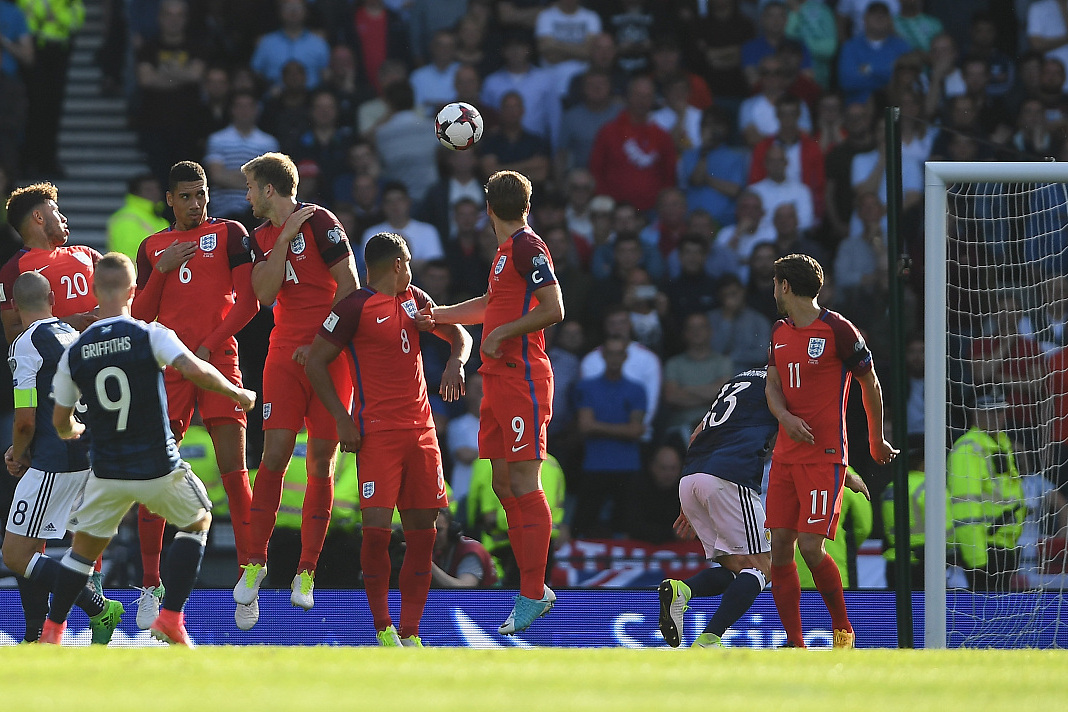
[17, 0, 84, 45]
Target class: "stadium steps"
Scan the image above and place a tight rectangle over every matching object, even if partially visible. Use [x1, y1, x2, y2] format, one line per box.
[55, 0, 149, 250]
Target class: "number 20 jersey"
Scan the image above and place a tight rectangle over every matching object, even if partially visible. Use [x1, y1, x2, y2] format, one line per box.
[0, 245, 101, 318]
[682, 369, 779, 493]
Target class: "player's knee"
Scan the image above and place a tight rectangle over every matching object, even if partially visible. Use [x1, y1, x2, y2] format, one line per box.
[740, 567, 768, 590]
[188, 511, 212, 532]
[175, 528, 209, 545]
[0, 537, 32, 574]
[797, 537, 825, 565]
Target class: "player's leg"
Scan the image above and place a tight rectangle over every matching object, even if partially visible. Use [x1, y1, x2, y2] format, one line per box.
[3, 531, 49, 642]
[766, 461, 806, 647]
[692, 551, 771, 648]
[795, 464, 852, 647]
[395, 429, 447, 644]
[356, 431, 403, 643]
[38, 531, 114, 644]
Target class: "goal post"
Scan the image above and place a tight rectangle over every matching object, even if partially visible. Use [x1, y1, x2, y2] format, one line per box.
[924, 162, 1068, 649]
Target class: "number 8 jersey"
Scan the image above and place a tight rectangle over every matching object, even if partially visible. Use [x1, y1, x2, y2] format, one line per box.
[54, 316, 189, 480]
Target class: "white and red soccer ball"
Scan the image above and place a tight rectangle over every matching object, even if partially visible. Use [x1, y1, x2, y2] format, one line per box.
[435, 101, 484, 151]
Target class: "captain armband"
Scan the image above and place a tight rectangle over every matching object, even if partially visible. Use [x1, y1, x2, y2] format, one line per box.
[13, 388, 37, 408]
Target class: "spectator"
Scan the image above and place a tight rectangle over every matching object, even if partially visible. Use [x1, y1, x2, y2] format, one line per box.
[639, 187, 689, 259]
[924, 32, 964, 120]
[534, 0, 602, 96]
[361, 181, 443, 278]
[738, 54, 813, 148]
[356, 59, 409, 139]
[251, 0, 330, 90]
[0, 0, 31, 178]
[744, 242, 780, 322]
[591, 231, 646, 318]
[260, 60, 313, 153]
[477, 91, 552, 186]
[105, 174, 169, 262]
[747, 143, 816, 232]
[742, 1, 813, 89]
[419, 148, 485, 242]
[714, 190, 775, 275]
[18, 0, 83, 179]
[959, 55, 1014, 143]
[650, 74, 702, 154]
[562, 168, 599, 246]
[409, 30, 461, 117]
[627, 443, 685, 544]
[373, 81, 440, 204]
[834, 191, 889, 330]
[563, 32, 629, 110]
[1028, 0, 1068, 93]
[967, 11, 1014, 97]
[1010, 97, 1062, 159]
[446, 372, 481, 509]
[904, 335, 925, 437]
[408, 0, 468, 67]
[198, 66, 233, 140]
[661, 313, 733, 437]
[321, 44, 376, 133]
[893, 0, 943, 52]
[836, 0, 901, 37]
[580, 305, 662, 437]
[663, 234, 721, 323]
[452, 62, 499, 135]
[546, 319, 586, 481]
[678, 106, 748, 229]
[708, 274, 772, 372]
[785, 0, 838, 89]
[481, 33, 560, 146]
[292, 90, 355, 207]
[621, 267, 667, 353]
[453, 13, 498, 80]
[135, 0, 207, 187]
[837, 2, 912, 103]
[556, 70, 623, 179]
[823, 98, 875, 252]
[851, 117, 922, 211]
[444, 201, 494, 300]
[948, 390, 1026, 591]
[348, 173, 385, 242]
[589, 75, 677, 212]
[573, 335, 647, 538]
[899, 89, 937, 174]
[769, 203, 828, 267]
[345, 0, 411, 94]
[1021, 276, 1068, 355]
[749, 94, 826, 220]
[882, 439, 927, 589]
[648, 35, 714, 111]
[607, 1, 656, 76]
[1037, 57, 1068, 140]
[814, 92, 847, 155]
[685, 0, 755, 102]
[204, 90, 281, 224]
[431, 509, 499, 588]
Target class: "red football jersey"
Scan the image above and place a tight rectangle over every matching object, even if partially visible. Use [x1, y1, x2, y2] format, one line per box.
[768, 309, 873, 465]
[135, 218, 251, 351]
[480, 227, 557, 379]
[0, 245, 101, 317]
[319, 285, 435, 435]
[249, 204, 352, 349]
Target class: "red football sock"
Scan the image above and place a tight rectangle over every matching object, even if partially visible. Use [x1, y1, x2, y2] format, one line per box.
[361, 526, 393, 631]
[94, 555, 102, 572]
[298, 475, 333, 574]
[248, 466, 285, 564]
[501, 495, 525, 572]
[138, 505, 166, 588]
[811, 553, 852, 632]
[220, 469, 252, 566]
[517, 490, 552, 600]
[771, 562, 806, 647]
[398, 528, 436, 639]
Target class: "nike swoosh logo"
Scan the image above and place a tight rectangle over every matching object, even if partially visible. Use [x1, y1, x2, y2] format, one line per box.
[807, 517, 825, 524]
[774, 344, 786, 349]
[34, 266, 48, 273]
[376, 315, 390, 323]
[154, 249, 168, 256]
[511, 444, 529, 453]
[263, 249, 272, 257]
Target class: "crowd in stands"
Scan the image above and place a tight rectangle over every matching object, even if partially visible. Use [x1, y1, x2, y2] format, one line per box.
[7, 0, 1068, 589]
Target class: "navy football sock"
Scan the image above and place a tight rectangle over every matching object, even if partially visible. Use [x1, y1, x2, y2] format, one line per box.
[684, 566, 736, 598]
[16, 574, 49, 642]
[29, 553, 105, 617]
[706, 570, 765, 637]
[161, 531, 205, 613]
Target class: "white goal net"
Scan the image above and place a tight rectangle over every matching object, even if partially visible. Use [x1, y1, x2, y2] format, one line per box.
[926, 163, 1068, 648]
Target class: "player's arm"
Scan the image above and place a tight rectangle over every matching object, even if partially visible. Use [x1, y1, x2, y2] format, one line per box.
[52, 350, 85, 440]
[328, 256, 360, 305]
[250, 205, 316, 305]
[431, 559, 481, 588]
[480, 282, 564, 359]
[10, 400, 35, 476]
[199, 256, 259, 358]
[149, 323, 255, 409]
[1, 309, 22, 344]
[431, 321, 473, 403]
[132, 239, 198, 323]
[577, 405, 645, 440]
[421, 293, 489, 327]
[855, 368, 899, 464]
[765, 364, 814, 445]
[304, 335, 361, 453]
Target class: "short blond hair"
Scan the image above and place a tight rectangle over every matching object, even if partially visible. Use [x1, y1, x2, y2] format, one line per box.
[93, 252, 136, 296]
[241, 152, 299, 197]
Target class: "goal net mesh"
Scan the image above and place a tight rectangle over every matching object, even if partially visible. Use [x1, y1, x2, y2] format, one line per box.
[943, 180, 1068, 647]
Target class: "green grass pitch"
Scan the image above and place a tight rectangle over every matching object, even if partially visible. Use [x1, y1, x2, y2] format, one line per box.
[3, 647, 1065, 711]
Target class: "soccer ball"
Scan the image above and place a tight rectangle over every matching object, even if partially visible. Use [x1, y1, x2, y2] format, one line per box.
[435, 102, 484, 151]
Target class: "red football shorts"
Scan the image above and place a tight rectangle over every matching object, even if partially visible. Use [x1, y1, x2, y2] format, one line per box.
[165, 349, 246, 438]
[356, 427, 447, 510]
[262, 348, 352, 440]
[478, 373, 553, 462]
[764, 460, 846, 539]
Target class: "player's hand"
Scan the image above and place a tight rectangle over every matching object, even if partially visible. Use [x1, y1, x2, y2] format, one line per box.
[233, 388, 257, 412]
[845, 470, 870, 500]
[780, 413, 815, 445]
[871, 438, 899, 466]
[291, 345, 311, 366]
[415, 304, 436, 331]
[195, 346, 211, 361]
[5, 446, 28, 478]
[63, 421, 86, 440]
[156, 240, 197, 274]
[480, 327, 505, 359]
[336, 417, 362, 453]
[278, 205, 316, 245]
[65, 312, 99, 332]
[439, 358, 465, 402]
[673, 512, 696, 540]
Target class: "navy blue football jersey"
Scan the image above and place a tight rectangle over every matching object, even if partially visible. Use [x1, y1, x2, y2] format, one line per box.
[9, 318, 90, 472]
[54, 316, 188, 480]
[681, 368, 779, 492]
